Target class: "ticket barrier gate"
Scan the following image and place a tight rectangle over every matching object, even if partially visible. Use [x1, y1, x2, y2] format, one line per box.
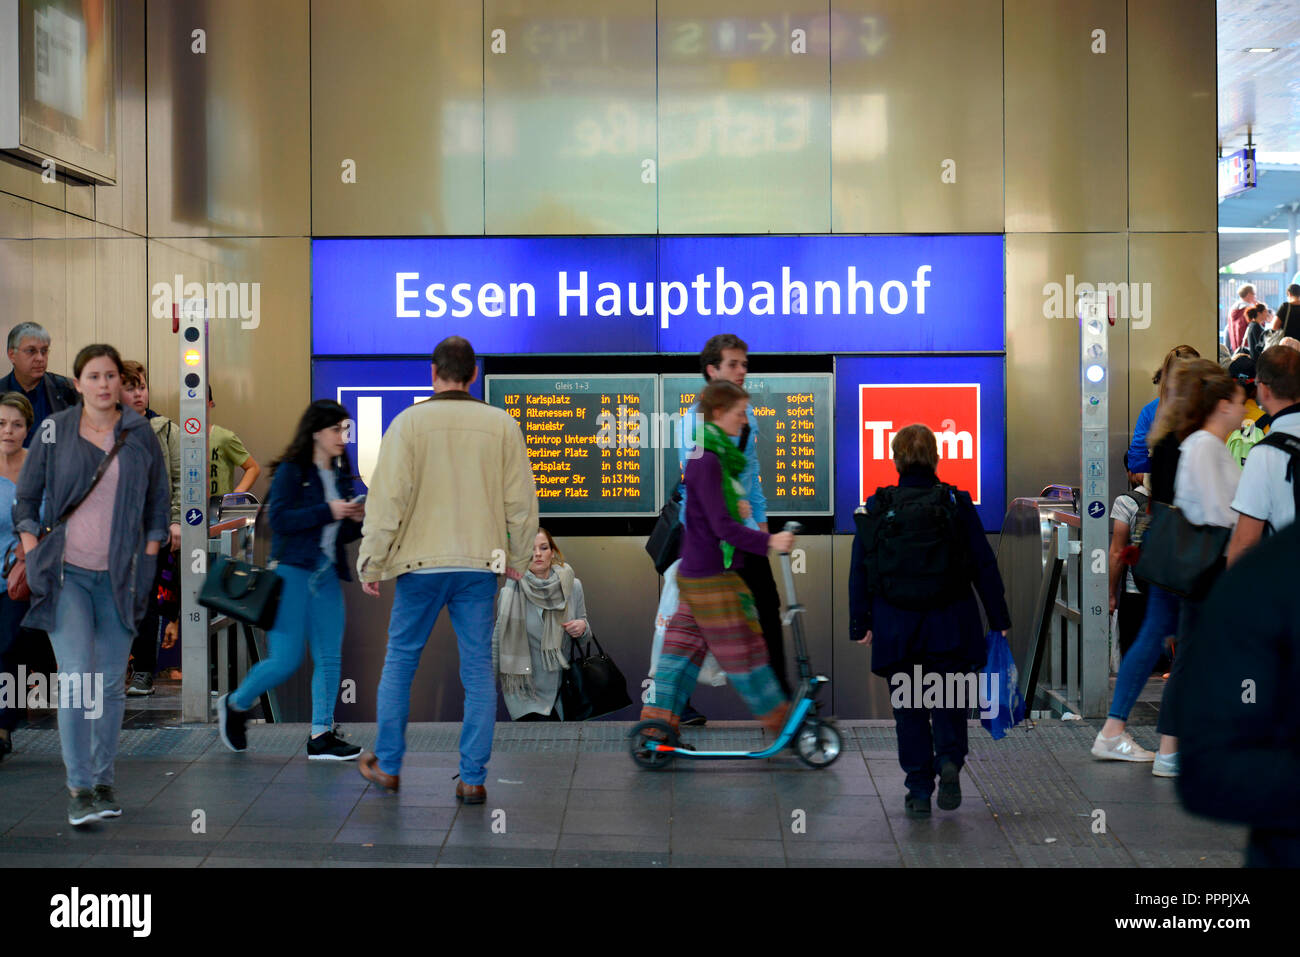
[996, 485, 1109, 719]
[206, 493, 279, 723]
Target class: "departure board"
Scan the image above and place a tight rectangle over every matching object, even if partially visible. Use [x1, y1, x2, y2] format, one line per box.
[660, 374, 833, 515]
[485, 375, 659, 516]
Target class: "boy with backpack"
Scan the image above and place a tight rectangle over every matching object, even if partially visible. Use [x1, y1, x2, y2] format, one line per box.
[849, 424, 1010, 819]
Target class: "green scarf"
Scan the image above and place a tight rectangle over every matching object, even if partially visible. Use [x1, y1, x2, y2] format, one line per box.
[701, 421, 748, 569]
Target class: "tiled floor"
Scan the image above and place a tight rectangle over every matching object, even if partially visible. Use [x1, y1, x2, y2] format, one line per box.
[0, 717, 1249, 867]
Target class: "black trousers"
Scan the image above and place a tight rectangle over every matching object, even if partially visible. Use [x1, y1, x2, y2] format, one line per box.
[130, 555, 170, 673]
[735, 553, 791, 697]
[893, 700, 969, 797]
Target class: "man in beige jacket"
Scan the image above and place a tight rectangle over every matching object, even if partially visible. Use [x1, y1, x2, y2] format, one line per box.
[357, 337, 538, 804]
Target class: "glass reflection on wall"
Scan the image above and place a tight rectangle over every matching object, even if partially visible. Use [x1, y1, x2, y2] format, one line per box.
[484, 1, 657, 234]
[657, 2, 830, 233]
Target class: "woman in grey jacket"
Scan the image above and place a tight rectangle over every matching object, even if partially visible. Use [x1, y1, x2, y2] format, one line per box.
[14, 344, 170, 826]
[492, 529, 591, 721]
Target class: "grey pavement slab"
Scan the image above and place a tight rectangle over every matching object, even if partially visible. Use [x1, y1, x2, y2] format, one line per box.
[0, 719, 1254, 867]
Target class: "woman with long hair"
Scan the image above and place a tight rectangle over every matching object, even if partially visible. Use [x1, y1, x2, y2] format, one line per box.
[13, 345, 170, 824]
[492, 528, 591, 721]
[218, 399, 365, 760]
[639, 381, 795, 737]
[1092, 359, 1244, 776]
[0, 392, 34, 761]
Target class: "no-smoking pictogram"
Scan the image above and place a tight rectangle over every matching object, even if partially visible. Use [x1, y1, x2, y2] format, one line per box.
[184, 418, 201, 434]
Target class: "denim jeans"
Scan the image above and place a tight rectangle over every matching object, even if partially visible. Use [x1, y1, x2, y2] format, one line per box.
[1107, 584, 1181, 723]
[46, 565, 134, 790]
[230, 560, 344, 737]
[1155, 595, 1204, 739]
[374, 571, 497, 785]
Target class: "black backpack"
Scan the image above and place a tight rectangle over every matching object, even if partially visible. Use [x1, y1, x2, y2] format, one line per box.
[854, 483, 973, 611]
[1255, 430, 1300, 530]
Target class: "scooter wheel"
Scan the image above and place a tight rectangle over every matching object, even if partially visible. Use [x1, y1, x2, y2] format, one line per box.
[794, 719, 842, 769]
[629, 720, 678, 771]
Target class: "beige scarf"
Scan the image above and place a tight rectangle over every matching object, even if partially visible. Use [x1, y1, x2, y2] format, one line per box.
[493, 562, 574, 697]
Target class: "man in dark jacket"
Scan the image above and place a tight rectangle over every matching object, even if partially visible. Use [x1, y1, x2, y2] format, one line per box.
[1, 322, 79, 447]
[850, 424, 1010, 818]
[1173, 521, 1300, 867]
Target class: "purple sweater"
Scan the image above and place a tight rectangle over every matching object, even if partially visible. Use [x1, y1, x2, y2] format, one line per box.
[678, 450, 772, 578]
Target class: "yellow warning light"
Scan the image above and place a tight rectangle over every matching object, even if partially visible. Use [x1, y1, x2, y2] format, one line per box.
[183, 350, 201, 366]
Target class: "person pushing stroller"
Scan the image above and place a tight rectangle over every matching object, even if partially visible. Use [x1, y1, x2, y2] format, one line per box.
[639, 381, 796, 736]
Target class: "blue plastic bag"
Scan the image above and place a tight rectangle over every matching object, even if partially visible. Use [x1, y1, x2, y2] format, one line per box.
[980, 630, 1026, 739]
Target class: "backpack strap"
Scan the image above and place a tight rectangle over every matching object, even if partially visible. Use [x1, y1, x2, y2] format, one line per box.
[1256, 431, 1300, 528]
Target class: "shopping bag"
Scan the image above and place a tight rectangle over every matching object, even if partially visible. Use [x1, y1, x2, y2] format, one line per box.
[980, 630, 1025, 740]
[648, 560, 726, 687]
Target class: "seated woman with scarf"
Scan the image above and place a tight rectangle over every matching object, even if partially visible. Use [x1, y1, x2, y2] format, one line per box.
[493, 528, 591, 721]
[639, 380, 796, 737]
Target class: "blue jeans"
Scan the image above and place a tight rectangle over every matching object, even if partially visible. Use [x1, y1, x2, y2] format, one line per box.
[46, 565, 134, 790]
[1108, 584, 1181, 723]
[374, 571, 497, 785]
[230, 561, 344, 736]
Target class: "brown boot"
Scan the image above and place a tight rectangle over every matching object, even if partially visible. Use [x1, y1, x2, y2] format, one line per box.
[455, 780, 486, 805]
[358, 752, 400, 792]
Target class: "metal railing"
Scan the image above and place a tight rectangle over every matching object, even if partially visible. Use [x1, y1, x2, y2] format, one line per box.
[201, 495, 279, 722]
[997, 493, 1109, 718]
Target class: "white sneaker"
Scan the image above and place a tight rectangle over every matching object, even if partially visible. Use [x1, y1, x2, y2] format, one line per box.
[1091, 731, 1156, 762]
[1152, 752, 1179, 777]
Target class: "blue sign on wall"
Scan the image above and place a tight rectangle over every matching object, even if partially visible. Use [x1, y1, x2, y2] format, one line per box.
[833, 356, 1006, 532]
[313, 358, 483, 490]
[657, 235, 1004, 354]
[312, 235, 1005, 356]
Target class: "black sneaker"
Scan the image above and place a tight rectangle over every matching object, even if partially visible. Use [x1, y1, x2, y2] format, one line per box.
[217, 693, 248, 752]
[92, 785, 122, 819]
[307, 728, 361, 761]
[680, 702, 707, 727]
[68, 789, 98, 826]
[0, 729, 11, 763]
[904, 792, 932, 818]
[937, 760, 962, 810]
[127, 672, 155, 696]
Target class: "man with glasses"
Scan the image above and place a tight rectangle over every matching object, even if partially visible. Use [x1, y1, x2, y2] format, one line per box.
[1, 323, 79, 447]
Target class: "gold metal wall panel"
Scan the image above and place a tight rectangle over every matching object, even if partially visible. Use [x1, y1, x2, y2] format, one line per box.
[95, 232, 148, 363]
[1128, 0, 1215, 232]
[96, 0, 148, 235]
[0, 193, 33, 239]
[658, 0, 830, 234]
[146, 237, 310, 502]
[0, 154, 65, 210]
[67, 216, 97, 366]
[31, 207, 68, 375]
[0, 216, 35, 347]
[146, 0, 310, 238]
[66, 182, 95, 221]
[312, 0, 484, 236]
[831, 0, 1003, 234]
[1004, 0, 1126, 233]
[484, 0, 657, 234]
[831, 534, 892, 717]
[1005, 233, 1129, 507]
[1128, 232, 1218, 422]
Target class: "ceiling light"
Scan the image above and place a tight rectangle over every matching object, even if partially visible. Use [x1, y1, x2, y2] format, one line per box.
[1245, 47, 1277, 53]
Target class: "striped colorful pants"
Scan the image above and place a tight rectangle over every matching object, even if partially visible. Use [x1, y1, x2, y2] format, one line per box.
[640, 572, 789, 734]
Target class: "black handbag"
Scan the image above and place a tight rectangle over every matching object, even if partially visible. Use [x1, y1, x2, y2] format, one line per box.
[645, 483, 684, 575]
[1133, 501, 1230, 599]
[198, 556, 284, 629]
[559, 630, 632, 720]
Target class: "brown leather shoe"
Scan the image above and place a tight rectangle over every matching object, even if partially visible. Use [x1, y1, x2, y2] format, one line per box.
[455, 780, 486, 805]
[358, 752, 399, 793]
